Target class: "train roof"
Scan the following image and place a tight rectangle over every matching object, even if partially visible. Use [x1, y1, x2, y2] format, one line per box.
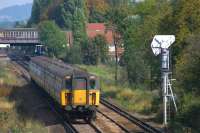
[30, 56, 96, 79]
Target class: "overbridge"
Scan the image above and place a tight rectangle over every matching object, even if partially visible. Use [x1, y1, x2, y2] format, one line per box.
[0, 28, 40, 45]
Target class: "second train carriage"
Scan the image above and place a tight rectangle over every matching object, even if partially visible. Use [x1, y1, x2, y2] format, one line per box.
[29, 56, 100, 121]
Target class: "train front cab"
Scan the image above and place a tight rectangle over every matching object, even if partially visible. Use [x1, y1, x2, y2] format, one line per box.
[60, 75, 100, 120]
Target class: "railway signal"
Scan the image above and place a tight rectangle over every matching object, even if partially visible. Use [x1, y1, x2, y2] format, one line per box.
[151, 35, 177, 126]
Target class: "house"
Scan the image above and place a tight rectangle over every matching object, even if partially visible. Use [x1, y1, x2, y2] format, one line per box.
[65, 23, 124, 61]
[87, 23, 124, 61]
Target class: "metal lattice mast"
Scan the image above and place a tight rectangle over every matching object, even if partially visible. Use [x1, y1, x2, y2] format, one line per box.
[151, 35, 177, 126]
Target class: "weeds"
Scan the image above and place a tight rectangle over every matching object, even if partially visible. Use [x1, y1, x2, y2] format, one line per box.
[0, 61, 47, 133]
[78, 64, 159, 114]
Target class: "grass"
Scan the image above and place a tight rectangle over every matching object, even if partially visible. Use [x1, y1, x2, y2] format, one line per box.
[78, 64, 115, 81]
[78, 64, 158, 114]
[0, 62, 47, 133]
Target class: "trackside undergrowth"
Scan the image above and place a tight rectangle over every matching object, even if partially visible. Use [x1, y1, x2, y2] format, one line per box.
[78, 64, 159, 114]
[0, 61, 47, 133]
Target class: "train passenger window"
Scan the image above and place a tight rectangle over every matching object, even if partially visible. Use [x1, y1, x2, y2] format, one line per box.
[74, 78, 86, 89]
[90, 80, 96, 89]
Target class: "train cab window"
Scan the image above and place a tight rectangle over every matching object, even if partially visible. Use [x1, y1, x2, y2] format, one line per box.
[74, 78, 86, 89]
[66, 79, 72, 89]
[90, 80, 96, 89]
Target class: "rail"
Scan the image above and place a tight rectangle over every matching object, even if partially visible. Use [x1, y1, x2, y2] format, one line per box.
[14, 57, 160, 133]
[13, 60, 79, 133]
[100, 97, 161, 133]
[15, 59, 102, 133]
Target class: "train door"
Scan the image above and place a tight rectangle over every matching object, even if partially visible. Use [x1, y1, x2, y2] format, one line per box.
[73, 78, 87, 105]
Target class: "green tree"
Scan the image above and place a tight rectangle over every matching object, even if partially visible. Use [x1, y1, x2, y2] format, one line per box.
[28, 0, 41, 26]
[83, 35, 108, 65]
[82, 39, 97, 65]
[86, 0, 109, 22]
[173, 0, 200, 50]
[176, 35, 200, 95]
[28, 0, 59, 27]
[53, 4, 73, 29]
[72, 8, 87, 46]
[38, 21, 67, 58]
[92, 35, 108, 64]
[52, 0, 76, 30]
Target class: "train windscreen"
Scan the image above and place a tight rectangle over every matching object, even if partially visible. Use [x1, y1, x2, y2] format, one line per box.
[90, 80, 96, 89]
[74, 78, 87, 89]
[66, 79, 72, 89]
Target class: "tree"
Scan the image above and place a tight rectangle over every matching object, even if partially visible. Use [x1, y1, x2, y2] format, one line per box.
[169, 0, 200, 58]
[53, 4, 73, 29]
[86, 0, 109, 22]
[66, 45, 83, 64]
[72, 8, 87, 46]
[38, 21, 67, 58]
[175, 35, 200, 95]
[28, 0, 61, 27]
[28, 0, 41, 26]
[82, 35, 108, 65]
[82, 39, 97, 65]
[92, 35, 108, 65]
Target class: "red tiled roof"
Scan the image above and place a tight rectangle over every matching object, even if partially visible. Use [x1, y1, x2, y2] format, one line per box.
[87, 23, 105, 31]
[87, 23, 114, 44]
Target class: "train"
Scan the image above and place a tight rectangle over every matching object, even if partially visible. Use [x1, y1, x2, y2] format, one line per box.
[29, 56, 100, 121]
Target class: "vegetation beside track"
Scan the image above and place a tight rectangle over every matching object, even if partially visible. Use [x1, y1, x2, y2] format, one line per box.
[0, 62, 47, 133]
[78, 64, 159, 114]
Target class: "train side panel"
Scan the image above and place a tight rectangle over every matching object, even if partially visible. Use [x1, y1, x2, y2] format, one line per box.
[29, 61, 63, 105]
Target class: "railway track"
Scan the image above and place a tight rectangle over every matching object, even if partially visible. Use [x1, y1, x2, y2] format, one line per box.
[100, 98, 161, 133]
[11, 56, 161, 133]
[47, 99, 79, 133]
[13, 59, 102, 133]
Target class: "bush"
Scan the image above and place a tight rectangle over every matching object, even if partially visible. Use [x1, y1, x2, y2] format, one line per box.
[0, 112, 9, 122]
[66, 45, 83, 64]
[176, 35, 200, 95]
[171, 94, 200, 132]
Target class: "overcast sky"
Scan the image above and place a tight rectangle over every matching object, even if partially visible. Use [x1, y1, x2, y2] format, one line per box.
[0, 0, 33, 9]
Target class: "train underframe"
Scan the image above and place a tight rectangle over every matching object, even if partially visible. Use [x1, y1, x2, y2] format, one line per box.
[64, 105, 97, 122]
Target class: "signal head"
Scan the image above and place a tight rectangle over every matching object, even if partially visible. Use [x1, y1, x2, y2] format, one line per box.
[151, 35, 175, 56]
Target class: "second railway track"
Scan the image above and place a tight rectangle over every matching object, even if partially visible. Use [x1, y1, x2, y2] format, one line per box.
[100, 98, 161, 133]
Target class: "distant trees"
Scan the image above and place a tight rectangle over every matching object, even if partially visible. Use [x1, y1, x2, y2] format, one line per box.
[83, 35, 108, 65]
[14, 21, 26, 28]
[52, 0, 76, 30]
[68, 0, 87, 64]
[72, 8, 87, 46]
[28, 0, 41, 26]
[176, 35, 200, 95]
[93, 35, 108, 64]
[38, 21, 67, 58]
[86, 0, 109, 22]
[28, 0, 62, 27]
[65, 45, 83, 64]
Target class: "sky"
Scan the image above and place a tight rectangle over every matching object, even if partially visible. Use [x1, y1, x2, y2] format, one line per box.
[0, 0, 33, 9]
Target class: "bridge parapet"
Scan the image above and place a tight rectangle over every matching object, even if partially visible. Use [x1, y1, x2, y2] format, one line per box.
[0, 28, 40, 44]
